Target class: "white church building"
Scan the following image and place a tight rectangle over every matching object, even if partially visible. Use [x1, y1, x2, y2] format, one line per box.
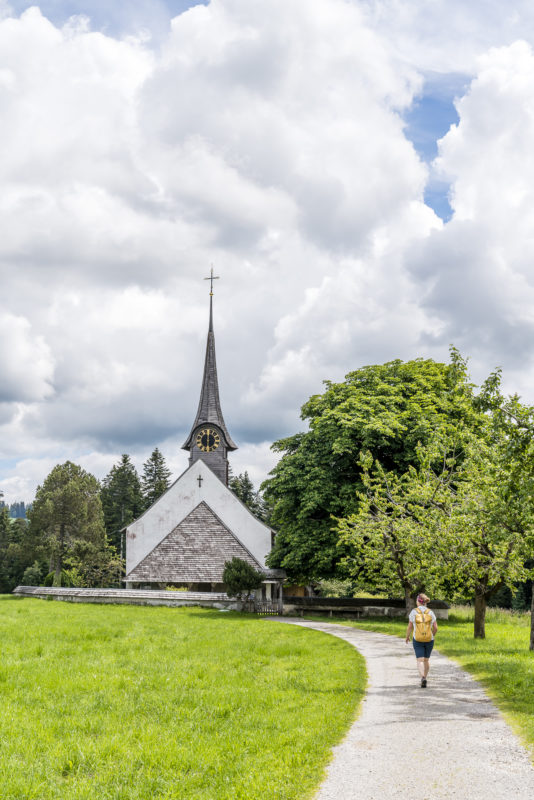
[124, 276, 284, 604]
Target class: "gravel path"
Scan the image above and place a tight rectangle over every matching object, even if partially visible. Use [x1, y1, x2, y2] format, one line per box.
[276, 619, 534, 800]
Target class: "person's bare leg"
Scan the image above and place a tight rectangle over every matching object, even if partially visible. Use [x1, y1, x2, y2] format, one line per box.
[423, 658, 430, 678]
[417, 658, 426, 679]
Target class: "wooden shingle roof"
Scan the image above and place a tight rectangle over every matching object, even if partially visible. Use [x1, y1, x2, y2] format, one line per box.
[126, 501, 262, 583]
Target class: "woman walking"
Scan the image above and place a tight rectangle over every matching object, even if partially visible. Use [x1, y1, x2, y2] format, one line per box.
[405, 593, 438, 688]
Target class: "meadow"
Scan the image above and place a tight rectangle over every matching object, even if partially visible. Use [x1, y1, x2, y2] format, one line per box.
[0, 597, 366, 800]
[315, 606, 534, 755]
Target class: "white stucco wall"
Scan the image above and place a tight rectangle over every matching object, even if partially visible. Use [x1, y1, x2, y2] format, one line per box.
[125, 459, 273, 576]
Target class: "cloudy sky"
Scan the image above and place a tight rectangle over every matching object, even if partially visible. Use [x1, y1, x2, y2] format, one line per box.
[2, 0, 534, 502]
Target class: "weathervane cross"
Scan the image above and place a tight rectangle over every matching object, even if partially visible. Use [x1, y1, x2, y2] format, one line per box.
[204, 266, 220, 296]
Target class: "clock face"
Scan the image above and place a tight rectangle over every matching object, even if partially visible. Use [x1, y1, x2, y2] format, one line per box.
[196, 428, 221, 452]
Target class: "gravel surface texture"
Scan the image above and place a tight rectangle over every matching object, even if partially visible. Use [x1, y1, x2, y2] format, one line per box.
[277, 619, 534, 800]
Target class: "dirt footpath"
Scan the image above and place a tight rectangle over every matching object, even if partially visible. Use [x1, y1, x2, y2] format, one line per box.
[276, 619, 534, 800]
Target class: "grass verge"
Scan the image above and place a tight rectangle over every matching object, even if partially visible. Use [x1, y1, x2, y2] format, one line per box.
[305, 606, 534, 756]
[0, 597, 366, 800]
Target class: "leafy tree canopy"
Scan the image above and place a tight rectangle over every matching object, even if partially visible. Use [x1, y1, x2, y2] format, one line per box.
[264, 350, 484, 583]
[337, 437, 461, 609]
[337, 367, 534, 641]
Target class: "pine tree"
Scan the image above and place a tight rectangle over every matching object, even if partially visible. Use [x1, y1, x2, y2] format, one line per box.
[101, 455, 144, 553]
[229, 471, 267, 521]
[141, 448, 171, 509]
[28, 462, 106, 587]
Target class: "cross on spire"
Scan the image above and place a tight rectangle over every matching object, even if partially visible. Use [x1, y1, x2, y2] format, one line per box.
[204, 266, 220, 296]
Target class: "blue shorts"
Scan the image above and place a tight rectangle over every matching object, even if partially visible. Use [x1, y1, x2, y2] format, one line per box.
[413, 638, 434, 659]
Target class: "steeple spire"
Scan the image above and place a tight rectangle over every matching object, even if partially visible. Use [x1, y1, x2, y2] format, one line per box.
[182, 273, 237, 465]
[206, 266, 218, 333]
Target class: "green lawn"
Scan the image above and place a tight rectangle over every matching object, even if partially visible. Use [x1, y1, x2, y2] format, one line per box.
[0, 598, 366, 800]
[309, 607, 534, 756]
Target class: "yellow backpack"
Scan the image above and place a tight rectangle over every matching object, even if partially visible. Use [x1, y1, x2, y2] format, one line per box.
[414, 608, 433, 642]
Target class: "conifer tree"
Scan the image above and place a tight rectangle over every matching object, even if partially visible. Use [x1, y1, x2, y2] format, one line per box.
[101, 455, 144, 552]
[229, 471, 267, 521]
[0, 494, 37, 591]
[28, 461, 106, 586]
[141, 448, 171, 509]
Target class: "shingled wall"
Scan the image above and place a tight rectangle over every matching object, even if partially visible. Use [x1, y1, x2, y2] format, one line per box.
[126, 501, 262, 584]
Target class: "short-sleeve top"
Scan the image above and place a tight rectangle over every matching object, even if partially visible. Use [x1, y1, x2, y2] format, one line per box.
[409, 605, 437, 641]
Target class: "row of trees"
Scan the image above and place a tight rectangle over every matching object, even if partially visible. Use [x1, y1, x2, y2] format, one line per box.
[264, 351, 534, 644]
[0, 506, 34, 593]
[0, 448, 174, 591]
[0, 445, 269, 592]
[100, 448, 172, 553]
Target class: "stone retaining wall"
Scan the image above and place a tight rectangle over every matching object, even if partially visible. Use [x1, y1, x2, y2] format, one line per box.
[13, 586, 240, 610]
[13, 587, 450, 618]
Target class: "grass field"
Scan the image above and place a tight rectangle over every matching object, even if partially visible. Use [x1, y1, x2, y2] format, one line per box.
[0, 597, 366, 800]
[310, 607, 534, 755]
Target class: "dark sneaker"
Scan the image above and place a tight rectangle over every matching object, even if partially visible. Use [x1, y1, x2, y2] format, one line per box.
[421, 678, 427, 688]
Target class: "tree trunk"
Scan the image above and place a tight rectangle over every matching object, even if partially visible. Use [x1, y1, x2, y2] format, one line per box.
[53, 558, 62, 587]
[404, 587, 416, 613]
[474, 592, 487, 639]
[53, 522, 66, 587]
[530, 583, 534, 652]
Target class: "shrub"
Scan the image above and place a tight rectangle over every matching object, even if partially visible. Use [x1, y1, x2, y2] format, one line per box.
[222, 557, 264, 602]
[21, 562, 43, 586]
[43, 571, 75, 587]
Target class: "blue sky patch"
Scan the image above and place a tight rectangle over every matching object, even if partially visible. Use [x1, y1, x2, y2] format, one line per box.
[8, 1, 208, 36]
[404, 72, 469, 222]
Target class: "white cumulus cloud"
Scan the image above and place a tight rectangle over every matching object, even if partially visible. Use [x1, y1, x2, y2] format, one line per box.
[408, 41, 534, 387]
[0, 313, 54, 403]
[2, 1, 534, 501]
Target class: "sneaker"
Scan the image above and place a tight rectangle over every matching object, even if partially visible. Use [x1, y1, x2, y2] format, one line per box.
[421, 678, 427, 688]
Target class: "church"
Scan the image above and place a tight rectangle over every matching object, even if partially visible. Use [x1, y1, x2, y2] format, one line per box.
[124, 274, 284, 605]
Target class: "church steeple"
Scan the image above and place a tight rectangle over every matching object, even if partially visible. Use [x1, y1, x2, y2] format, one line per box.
[182, 271, 236, 484]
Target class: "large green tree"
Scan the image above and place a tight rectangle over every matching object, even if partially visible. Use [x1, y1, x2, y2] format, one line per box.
[264, 351, 481, 583]
[337, 370, 534, 641]
[338, 434, 534, 639]
[28, 462, 107, 586]
[336, 437, 463, 611]
[141, 448, 171, 509]
[101, 455, 143, 553]
[470, 372, 534, 644]
[448, 438, 534, 638]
